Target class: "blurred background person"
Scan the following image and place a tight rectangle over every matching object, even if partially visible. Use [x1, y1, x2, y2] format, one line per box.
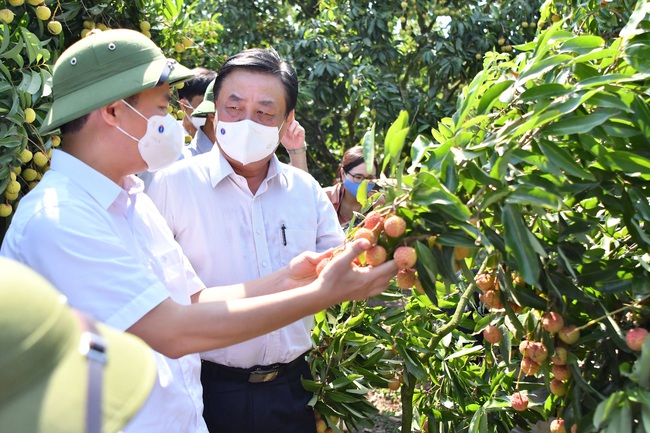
[178, 67, 217, 140]
[323, 146, 385, 228]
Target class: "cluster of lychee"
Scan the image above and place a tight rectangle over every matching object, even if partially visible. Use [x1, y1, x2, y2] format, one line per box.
[315, 211, 419, 288]
[1, 139, 54, 218]
[0, 0, 62, 35]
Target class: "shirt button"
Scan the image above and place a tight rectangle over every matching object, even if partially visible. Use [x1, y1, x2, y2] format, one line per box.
[256, 230, 261, 235]
[262, 262, 268, 267]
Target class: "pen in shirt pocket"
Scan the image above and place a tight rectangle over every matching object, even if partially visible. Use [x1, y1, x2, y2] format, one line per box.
[281, 224, 287, 246]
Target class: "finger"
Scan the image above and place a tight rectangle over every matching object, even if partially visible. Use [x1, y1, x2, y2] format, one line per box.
[329, 239, 371, 266]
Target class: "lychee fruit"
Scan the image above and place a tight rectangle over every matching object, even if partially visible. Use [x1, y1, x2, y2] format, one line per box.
[363, 210, 384, 232]
[19, 148, 33, 163]
[510, 391, 528, 411]
[24, 108, 36, 124]
[550, 418, 567, 433]
[483, 289, 504, 310]
[47, 20, 63, 35]
[353, 227, 377, 245]
[395, 268, 417, 289]
[528, 342, 548, 364]
[551, 347, 568, 365]
[0, 203, 12, 218]
[521, 357, 540, 376]
[0, 9, 15, 23]
[365, 245, 387, 267]
[550, 379, 567, 397]
[475, 273, 495, 292]
[558, 325, 580, 345]
[9, 0, 25, 6]
[483, 325, 502, 344]
[393, 246, 417, 269]
[33, 151, 48, 167]
[626, 327, 648, 351]
[384, 215, 406, 238]
[551, 364, 572, 381]
[35, 5, 51, 21]
[454, 246, 471, 260]
[519, 340, 532, 357]
[542, 311, 565, 333]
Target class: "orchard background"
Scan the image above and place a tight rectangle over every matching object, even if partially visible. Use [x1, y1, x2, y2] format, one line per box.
[2, 1, 650, 432]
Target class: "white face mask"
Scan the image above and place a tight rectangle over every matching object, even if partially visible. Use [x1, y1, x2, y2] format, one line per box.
[116, 100, 184, 172]
[190, 115, 206, 129]
[216, 119, 284, 165]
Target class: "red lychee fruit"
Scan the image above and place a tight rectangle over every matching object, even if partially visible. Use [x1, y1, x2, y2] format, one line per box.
[551, 347, 568, 365]
[550, 418, 567, 433]
[519, 340, 532, 357]
[626, 327, 648, 351]
[549, 379, 567, 397]
[353, 227, 377, 245]
[510, 391, 529, 411]
[365, 245, 387, 267]
[364, 211, 384, 232]
[528, 342, 548, 364]
[475, 273, 495, 292]
[521, 357, 540, 376]
[483, 289, 504, 310]
[384, 215, 406, 238]
[396, 268, 417, 289]
[393, 246, 417, 269]
[542, 311, 565, 334]
[551, 364, 572, 381]
[483, 325, 502, 344]
[558, 325, 580, 345]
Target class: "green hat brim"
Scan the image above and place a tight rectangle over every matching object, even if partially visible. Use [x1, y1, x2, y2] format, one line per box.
[191, 78, 215, 117]
[0, 258, 157, 433]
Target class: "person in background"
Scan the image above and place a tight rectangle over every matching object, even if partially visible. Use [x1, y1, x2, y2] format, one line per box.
[0, 29, 398, 433]
[146, 47, 340, 433]
[323, 145, 385, 228]
[178, 67, 217, 140]
[191, 75, 309, 171]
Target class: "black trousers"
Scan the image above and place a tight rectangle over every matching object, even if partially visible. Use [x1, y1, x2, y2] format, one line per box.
[200, 356, 317, 433]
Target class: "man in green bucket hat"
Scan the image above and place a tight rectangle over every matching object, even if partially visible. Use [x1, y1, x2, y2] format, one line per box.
[1, 29, 398, 432]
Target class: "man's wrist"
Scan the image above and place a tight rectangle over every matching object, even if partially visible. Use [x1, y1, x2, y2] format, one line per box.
[286, 147, 307, 155]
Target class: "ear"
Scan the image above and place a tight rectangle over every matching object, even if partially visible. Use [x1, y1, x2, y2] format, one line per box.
[99, 100, 124, 127]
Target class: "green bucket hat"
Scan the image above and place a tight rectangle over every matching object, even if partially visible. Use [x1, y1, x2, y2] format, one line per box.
[0, 257, 157, 433]
[191, 78, 215, 117]
[41, 28, 194, 134]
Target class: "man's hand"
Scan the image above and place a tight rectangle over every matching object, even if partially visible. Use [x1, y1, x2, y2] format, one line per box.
[280, 119, 306, 151]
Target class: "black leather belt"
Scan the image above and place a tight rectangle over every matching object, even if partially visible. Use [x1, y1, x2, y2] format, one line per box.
[202, 353, 308, 384]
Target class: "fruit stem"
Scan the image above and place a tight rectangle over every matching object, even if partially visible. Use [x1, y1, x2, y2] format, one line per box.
[572, 293, 650, 333]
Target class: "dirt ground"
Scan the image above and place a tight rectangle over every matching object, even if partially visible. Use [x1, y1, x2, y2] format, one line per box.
[349, 391, 402, 433]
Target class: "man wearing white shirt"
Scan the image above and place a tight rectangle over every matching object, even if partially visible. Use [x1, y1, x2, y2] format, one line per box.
[147, 48, 342, 433]
[1, 30, 397, 433]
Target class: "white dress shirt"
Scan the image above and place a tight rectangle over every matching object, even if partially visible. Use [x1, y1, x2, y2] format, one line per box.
[1, 149, 208, 433]
[147, 147, 345, 367]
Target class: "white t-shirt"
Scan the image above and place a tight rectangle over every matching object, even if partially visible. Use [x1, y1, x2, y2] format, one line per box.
[1, 149, 208, 433]
[147, 147, 344, 367]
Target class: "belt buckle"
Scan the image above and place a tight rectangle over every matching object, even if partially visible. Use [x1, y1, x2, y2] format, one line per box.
[248, 368, 279, 383]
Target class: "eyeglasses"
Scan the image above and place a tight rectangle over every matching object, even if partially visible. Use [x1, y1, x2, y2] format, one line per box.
[156, 59, 177, 86]
[345, 171, 376, 183]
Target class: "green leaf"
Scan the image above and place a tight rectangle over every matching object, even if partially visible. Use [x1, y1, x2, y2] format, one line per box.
[517, 54, 574, 85]
[520, 83, 573, 103]
[412, 172, 471, 221]
[594, 391, 625, 429]
[603, 151, 650, 176]
[560, 35, 605, 54]
[537, 140, 596, 180]
[545, 108, 620, 136]
[476, 80, 514, 114]
[502, 204, 541, 286]
[468, 406, 487, 433]
[505, 185, 565, 211]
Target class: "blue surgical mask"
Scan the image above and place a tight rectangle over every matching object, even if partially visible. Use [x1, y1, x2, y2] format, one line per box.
[343, 178, 375, 201]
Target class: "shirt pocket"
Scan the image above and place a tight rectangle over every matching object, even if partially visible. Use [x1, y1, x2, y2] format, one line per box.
[279, 227, 317, 266]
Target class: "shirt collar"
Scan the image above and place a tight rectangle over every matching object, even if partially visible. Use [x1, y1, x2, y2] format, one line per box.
[195, 128, 214, 155]
[207, 146, 287, 188]
[50, 149, 125, 209]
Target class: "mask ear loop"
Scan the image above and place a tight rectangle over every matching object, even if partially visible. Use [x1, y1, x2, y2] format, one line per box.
[115, 100, 149, 142]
